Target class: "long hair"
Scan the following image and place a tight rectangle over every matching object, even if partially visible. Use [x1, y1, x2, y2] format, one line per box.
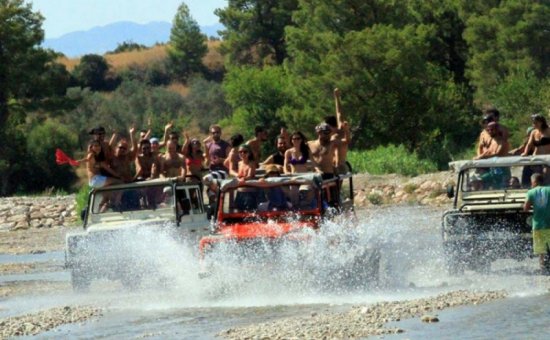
[292, 131, 309, 161]
[532, 114, 549, 130]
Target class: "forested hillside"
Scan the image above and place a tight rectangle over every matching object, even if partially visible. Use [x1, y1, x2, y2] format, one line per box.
[1, 0, 549, 196]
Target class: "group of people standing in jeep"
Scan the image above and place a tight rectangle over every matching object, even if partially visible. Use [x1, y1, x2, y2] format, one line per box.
[84, 88, 350, 192]
[476, 108, 550, 160]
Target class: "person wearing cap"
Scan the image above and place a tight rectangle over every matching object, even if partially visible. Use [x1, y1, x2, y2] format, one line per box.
[474, 121, 509, 159]
[524, 173, 550, 275]
[522, 114, 550, 157]
[246, 126, 269, 167]
[308, 122, 341, 178]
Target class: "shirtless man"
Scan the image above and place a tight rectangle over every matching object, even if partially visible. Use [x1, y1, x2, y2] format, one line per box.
[328, 88, 351, 173]
[135, 139, 160, 180]
[477, 114, 495, 157]
[246, 126, 269, 166]
[161, 140, 186, 181]
[478, 109, 510, 157]
[205, 124, 231, 172]
[308, 122, 340, 178]
[109, 127, 138, 183]
[474, 122, 509, 159]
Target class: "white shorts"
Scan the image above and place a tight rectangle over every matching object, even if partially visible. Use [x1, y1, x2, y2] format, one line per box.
[89, 175, 107, 188]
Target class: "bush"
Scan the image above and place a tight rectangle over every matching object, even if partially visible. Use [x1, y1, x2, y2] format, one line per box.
[348, 145, 437, 177]
[75, 184, 91, 222]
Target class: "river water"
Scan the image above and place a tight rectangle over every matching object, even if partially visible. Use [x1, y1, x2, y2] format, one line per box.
[1, 206, 549, 339]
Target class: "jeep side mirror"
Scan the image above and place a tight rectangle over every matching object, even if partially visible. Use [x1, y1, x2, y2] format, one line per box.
[446, 185, 454, 198]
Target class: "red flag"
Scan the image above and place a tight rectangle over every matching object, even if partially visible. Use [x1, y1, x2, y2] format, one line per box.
[55, 148, 80, 166]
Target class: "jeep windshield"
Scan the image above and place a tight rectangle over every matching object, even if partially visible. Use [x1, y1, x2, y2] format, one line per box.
[461, 165, 550, 192]
[88, 183, 175, 225]
[220, 183, 320, 219]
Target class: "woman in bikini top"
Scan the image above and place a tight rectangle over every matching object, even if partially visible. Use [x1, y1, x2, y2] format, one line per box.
[284, 131, 310, 174]
[232, 144, 256, 183]
[184, 138, 206, 181]
[523, 114, 550, 156]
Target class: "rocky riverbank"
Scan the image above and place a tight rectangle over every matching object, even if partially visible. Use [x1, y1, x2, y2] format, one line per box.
[0, 196, 78, 232]
[220, 290, 507, 339]
[0, 172, 455, 233]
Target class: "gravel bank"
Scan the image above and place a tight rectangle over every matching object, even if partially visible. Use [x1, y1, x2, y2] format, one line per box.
[0, 305, 101, 338]
[220, 290, 507, 339]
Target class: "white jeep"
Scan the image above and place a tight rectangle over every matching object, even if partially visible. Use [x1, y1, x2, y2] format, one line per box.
[65, 178, 210, 290]
[443, 155, 550, 274]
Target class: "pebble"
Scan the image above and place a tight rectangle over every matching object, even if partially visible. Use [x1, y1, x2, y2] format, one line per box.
[0, 305, 101, 338]
[219, 290, 507, 339]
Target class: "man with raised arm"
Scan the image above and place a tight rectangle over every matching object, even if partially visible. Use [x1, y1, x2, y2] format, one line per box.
[326, 88, 351, 173]
[308, 122, 340, 179]
[110, 126, 138, 183]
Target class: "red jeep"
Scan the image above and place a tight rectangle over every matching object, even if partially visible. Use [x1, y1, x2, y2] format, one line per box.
[199, 171, 380, 288]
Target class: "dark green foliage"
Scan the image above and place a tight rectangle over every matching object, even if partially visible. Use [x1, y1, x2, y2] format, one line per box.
[168, 2, 208, 81]
[186, 77, 232, 132]
[25, 120, 78, 192]
[461, 0, 550, 101]
[62, 80, 189, 150]
[108, 41, 147, 54]
[119, 61, 172, 86]
[215, 0, 298, 66]
[72, 54, 110, 91]
[224, 66, 289, 139]
[0, 0, 53, 126]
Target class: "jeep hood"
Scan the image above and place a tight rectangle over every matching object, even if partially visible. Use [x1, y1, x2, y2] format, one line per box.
[460, 191, 526, 211]
[217, 221, 316, 239]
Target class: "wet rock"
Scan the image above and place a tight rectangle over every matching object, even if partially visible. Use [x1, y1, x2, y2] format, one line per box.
[421, 315, 439, 323]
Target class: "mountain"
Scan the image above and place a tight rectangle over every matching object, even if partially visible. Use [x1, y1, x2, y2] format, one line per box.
[43, 21, 223, 57]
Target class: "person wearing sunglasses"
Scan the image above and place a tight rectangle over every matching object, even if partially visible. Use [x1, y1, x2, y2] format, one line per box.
[308, 122, 340, 179]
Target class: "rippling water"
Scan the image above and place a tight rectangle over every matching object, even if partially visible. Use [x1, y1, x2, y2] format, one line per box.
[2, 205, 550, 338]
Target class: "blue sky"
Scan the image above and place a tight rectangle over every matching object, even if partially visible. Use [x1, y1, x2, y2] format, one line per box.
[29, 0, 227, 39]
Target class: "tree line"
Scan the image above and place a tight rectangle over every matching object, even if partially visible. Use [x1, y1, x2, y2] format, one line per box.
[1, 0, 549, 196]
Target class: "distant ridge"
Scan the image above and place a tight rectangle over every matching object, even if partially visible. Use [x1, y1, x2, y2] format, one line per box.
[43, 21, 223, 57]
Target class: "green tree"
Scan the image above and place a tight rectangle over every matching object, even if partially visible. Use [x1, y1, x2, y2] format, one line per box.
[224, 66, 289, 139]
[25, 119, 78, 192]
[186, 77, 232, 132]
[215, 0, 298, 66]
[461, 0, 550, 101]
[72, 54, 110, 91]
[0, 0, 52, 126]
[168, 2, 208, 81]
[284, 0, 477, 166]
